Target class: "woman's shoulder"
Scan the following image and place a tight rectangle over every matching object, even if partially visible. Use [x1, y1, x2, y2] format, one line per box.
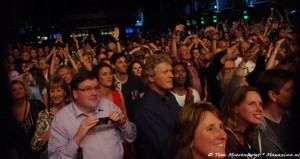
[224, 128, 238, 142]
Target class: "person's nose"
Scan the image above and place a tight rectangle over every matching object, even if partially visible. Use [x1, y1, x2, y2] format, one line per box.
[169, 72, 174, 78]
[90, 87, 99, 95]
[256, 103, 263, 112]
[217, 129, 227, 141]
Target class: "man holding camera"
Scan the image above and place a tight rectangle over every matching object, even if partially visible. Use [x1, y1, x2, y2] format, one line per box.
[48, 71, 137, 159]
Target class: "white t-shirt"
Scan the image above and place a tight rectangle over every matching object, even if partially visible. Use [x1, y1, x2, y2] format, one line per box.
[171, 89, 201, 107]
[234, 57, 256, 76]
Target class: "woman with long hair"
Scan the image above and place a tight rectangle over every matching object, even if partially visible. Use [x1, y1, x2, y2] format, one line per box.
[171, 102, 227, 159]
[9, 80, 45, 159]
[96, 62, 132, 158]
[171, 62, 201, 107]
[31, 77, 70, 159]
[96, 62, 127, 117]
[26, 67, 48, 107]
[127, 60, 143, 78]
[221, 86, 263, 158]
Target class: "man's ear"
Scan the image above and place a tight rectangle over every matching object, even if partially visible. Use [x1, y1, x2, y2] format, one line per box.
[72, 90, 78, 99]
[268, 90, 277, 102]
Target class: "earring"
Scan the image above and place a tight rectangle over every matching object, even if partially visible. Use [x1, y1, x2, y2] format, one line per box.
[65, 97, 69, 102]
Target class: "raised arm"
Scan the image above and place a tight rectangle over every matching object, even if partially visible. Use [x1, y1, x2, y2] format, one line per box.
[265, 38, 285, 70]
[266, 8, 274, 26]
[72, 33, 80, 49]
[112, 27, 122, 53]
[89, 33, 97, 46]
[49, 47, 57, 79]
[170, 24, 185, 58]
[220, 43, 239, 64]
[143, 44, 154, 56]
[183, 34, 194, 46]
[63, 44, 79, 73]
[77, 49, 93, 71]
[284, 8, 291, 25]
[265, 42, 274, 59]
[210, 33, 219, 55]
[186, 35, 199, 51]
[275, 9, 284, 26]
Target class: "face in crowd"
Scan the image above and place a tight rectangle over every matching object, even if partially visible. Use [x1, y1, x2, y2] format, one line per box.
[191, 111, 227, 159]
[58, 68, 72, 84]
[234, 90, 263, 128]
[98, 65, 113, 88]
[148, 61, 173, 95]
[48, 78, 69, 106]
[178, 45, 191, 61]
[131, 62, 143, 78]
[276, 80, 294, 109]
[172, 103, 227, 159]
[72, 78, 100, 111]
[113, 56, 128, 75]
[173, 63, 187, 86]
[50, 86, 66, 105]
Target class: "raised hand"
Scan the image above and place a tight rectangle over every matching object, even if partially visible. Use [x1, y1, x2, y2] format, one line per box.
[57, 35, 63, 44]
[275, 38, 285, 47]
[90, 34, 96, 43]
[112, 27, 120, 40]
[173, 24, 185, 35]
[82, 34, 88, 42]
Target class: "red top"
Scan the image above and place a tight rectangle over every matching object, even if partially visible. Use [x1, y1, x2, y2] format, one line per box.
[111, 89, 125, 113]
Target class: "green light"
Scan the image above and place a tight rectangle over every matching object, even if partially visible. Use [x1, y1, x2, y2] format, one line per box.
[244, 15, 249, 19]
[243, 11, 248, 14]
[201, 21, 205, 24]
[37, 36, 41, 39]
[201, 17, 204, 20]
[186, 20, 191, 26]
[213, 15, 217, 18]
[213, 19, 218, 23]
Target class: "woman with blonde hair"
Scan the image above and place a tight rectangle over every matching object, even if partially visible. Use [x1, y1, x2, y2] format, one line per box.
[9, 80, 45, 159]
[171, 102, 227, 159]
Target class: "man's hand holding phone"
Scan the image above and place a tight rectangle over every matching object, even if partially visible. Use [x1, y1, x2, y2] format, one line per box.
[108, 111, 127, 129]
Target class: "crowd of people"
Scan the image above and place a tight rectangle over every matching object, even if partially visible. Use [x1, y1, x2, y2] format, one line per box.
[1, 6, 300, 159]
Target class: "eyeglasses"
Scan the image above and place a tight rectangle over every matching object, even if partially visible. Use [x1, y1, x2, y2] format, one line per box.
[77, 86, 100, 93]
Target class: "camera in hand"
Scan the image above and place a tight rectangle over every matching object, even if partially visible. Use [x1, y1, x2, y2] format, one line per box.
[98, 117, 111, 125]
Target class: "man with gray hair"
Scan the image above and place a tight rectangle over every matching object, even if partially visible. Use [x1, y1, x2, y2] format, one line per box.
[134, 54, 181, 159]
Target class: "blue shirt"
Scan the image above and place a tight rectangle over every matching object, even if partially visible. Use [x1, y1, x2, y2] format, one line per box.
[48, 98, 137, 159]
[29, 86, 42, 101]
[134, 87, 181, 159]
